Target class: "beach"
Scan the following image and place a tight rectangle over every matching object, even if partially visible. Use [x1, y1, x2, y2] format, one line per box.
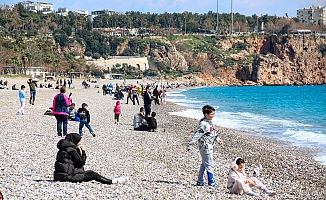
[0, 77, 325, 199]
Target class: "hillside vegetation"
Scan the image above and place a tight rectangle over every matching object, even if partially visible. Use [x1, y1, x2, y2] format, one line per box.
[0, 4, 325, 85]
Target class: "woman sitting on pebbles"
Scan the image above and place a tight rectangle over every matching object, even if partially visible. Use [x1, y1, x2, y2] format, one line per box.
[227, 157, 276, 197]
[54, 133, 129, 184]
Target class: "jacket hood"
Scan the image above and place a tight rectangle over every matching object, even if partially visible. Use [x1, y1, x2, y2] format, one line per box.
[65, 133, 82, 145]
[116, 100, 120, 106]
[57, 139, 76, 150]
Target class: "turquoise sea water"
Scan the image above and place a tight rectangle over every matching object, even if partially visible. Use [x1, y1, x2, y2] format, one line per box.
[167, 85, 326, 164]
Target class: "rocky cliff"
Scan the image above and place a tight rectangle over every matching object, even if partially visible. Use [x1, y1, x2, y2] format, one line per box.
[151, 35, 326, 86]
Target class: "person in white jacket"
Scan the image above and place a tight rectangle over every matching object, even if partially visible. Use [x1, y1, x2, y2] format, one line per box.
[187, 105, 223, 188]
[227, 157, 276, 197]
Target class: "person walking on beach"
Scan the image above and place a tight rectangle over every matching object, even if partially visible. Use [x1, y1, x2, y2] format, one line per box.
[133, 107, 148, 131]
[113, 100, 121, 125]
[143, 85, 153, 117]
[52, 86, 71, 137]
[77, 103, 95, 137]
[54, 133, 129, 184]
[27, 78, 37, 105]
[227, 157, 276, 197]
[153, 85, 160, 105]
[161, 90, 167, 105]
[132, 87, 140, 105]
[102, 84, 107, 95]
[17, 85, 26, 115]
[108, 83, 113, 96]
[187, 105, 223, 188]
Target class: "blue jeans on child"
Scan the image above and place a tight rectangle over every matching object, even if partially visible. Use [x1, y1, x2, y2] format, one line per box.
[197, 153, 215, 185]
[79, 119, 93, 136]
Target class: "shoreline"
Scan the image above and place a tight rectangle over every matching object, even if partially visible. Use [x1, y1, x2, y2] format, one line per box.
[0, 78, 325, 198]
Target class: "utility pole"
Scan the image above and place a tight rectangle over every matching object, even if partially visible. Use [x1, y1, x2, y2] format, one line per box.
[216, 0, 219, 33]
[231, 0, 233, 34]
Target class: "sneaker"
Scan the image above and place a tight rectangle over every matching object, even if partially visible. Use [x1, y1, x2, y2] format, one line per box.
[116, 176, 129, 184]
[91, 132, 96, 137]
[208, 183, 221, 189]
[253, 164, 262, 177]
[196, 182, 205, 186]
[264, 189, 276, 196]
[249, 192, 259, 197]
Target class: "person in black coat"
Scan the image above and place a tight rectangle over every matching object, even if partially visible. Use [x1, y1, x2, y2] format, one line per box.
[143, 85, 153, 117]
[153, 85, 160, 105]
[54, 133, 129, 184]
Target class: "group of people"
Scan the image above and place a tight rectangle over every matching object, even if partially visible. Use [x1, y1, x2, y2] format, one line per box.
[52, 86, 96, 137]
[15, 78, 276, 196]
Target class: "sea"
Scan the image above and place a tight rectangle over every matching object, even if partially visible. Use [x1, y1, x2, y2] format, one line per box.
[167, 85, 326, 164]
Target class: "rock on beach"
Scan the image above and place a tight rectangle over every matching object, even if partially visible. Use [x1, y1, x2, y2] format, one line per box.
[0, 78, 325, 199]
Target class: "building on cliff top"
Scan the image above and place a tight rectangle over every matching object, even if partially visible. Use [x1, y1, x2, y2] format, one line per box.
[297, 5, 326, 25]
[19, 0, 54, 14]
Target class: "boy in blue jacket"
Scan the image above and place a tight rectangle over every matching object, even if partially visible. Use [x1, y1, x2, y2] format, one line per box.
[17, 85, 26, 115]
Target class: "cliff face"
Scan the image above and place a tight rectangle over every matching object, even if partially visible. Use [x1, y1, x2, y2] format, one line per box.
[153, 35, 326, 86]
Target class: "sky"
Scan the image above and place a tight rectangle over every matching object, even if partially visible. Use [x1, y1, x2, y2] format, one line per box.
[1, 0, 326, 17]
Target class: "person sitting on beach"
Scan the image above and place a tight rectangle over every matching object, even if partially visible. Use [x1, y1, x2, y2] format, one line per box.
[133, 107, 148, 131]
[12, 84, 18, 90]
[187, 105, 223, 188]
[227, 157, 276, 197]
[54, 133, 129, 184]
[68, 103, 77, 121]
[146, 112, 165, 132]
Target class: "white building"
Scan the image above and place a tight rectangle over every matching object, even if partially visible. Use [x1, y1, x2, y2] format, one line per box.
[73, 10, 88, 17]
[90, 9, 116, 21]
[19, 1, 54, 14]
[297, 6, 326, 25]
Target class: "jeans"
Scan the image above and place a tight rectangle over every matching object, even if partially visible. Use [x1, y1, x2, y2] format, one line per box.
[30, 90, 36, 103]
[84, 170, 112, 184]
[79, 119, 93, 135]
[54, 115, 68, 136]
[133, 95, 139, 105]
[197, 153, 215, 185]
[144, 104, 151, 117]
[134, 125, 149, 131]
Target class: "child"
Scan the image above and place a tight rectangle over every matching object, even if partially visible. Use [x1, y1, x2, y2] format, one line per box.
[68, 103, 77, 121]
[227, 157, 276, 197]
[113, 100, 121, 125]
[187, 105, 223, 187]
[77, 103, 95, 137]
[146, 112, 165, 132]
[17, 85, 26, 115]
[161, 90, 167, 105]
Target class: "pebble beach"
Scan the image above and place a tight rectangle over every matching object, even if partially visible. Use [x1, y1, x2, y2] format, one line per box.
[0, 78, 325, 199]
